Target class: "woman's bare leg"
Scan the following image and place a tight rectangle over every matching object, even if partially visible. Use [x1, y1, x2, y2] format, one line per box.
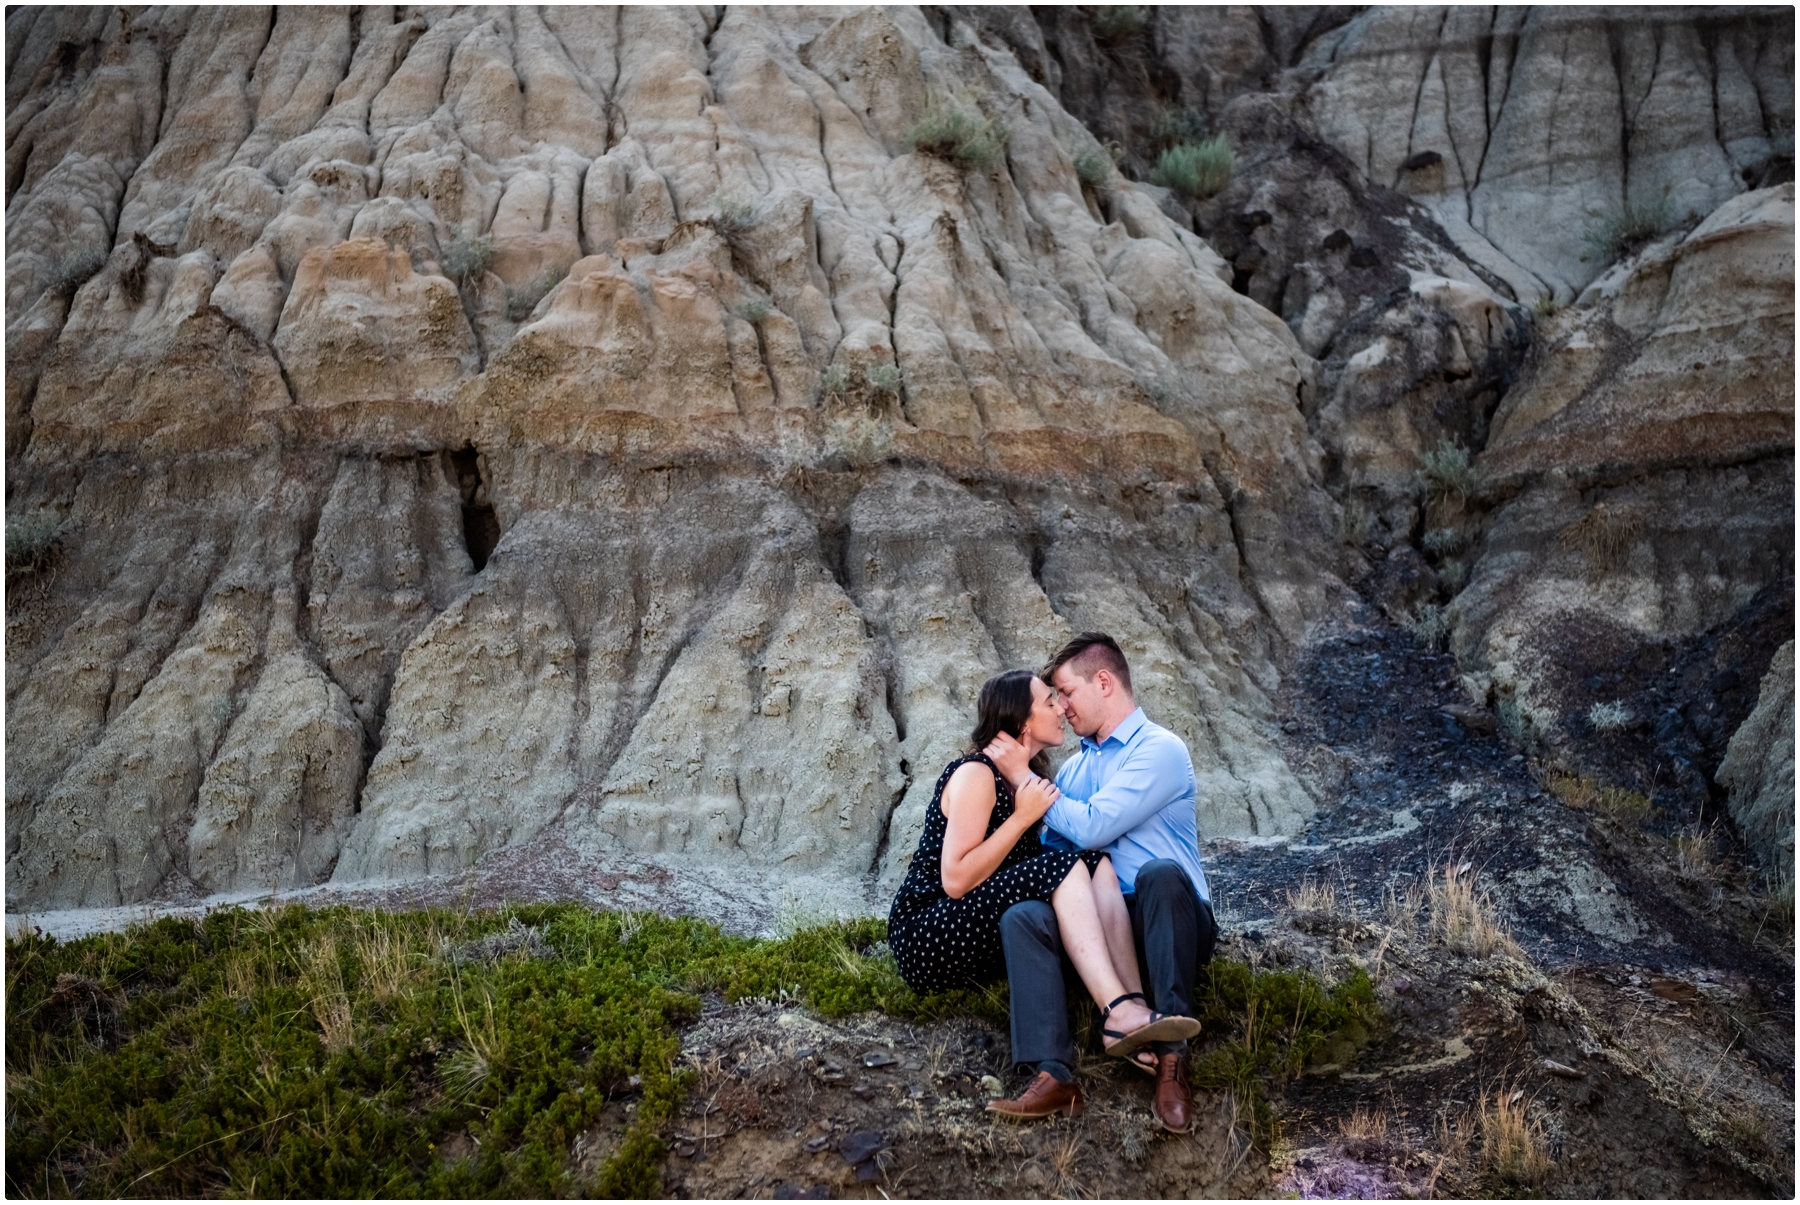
[1091, 858, 1143, 998]
[1051, 862, 1155, 1031]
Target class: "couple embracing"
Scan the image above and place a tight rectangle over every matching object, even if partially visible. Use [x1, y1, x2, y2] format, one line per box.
[888, 632, 1218, 1131]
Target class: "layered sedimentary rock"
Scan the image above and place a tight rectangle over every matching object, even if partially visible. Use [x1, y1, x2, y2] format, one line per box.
[1718, 640, 1795, 879]
[1454, 185, 1795, 732]
[6, 6, 1333, 909]
[6, 7, 1793, 912]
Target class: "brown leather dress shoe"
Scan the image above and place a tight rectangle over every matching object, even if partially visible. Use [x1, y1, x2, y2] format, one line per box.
[985, 1071, 1086, 1121]
[1151, 1053, 1193, 1133]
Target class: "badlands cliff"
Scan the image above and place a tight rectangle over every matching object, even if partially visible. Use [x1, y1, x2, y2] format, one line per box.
[5, 6, 1793, 917]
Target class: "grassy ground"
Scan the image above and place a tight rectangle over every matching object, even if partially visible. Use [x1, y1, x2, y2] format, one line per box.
[5, 903, 1374, 1198]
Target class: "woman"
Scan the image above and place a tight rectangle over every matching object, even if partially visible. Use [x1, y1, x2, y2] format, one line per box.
[888, 669, 1198, 1059]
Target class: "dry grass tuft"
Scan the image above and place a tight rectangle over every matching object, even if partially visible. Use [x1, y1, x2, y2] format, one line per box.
[442, 969, 504, 1097]
[1286, 877, 1338, 932]
[1559, 502, 1644, 574]
[1383, 879, 1426, 935]
[1339, 1105, 1389, 1143]
[223, 948, 262, 1000]
[1478, 1087, 1552, 1185]
[354, 920, 412, 1005]
[1671, 826, 1727, 885]
[1045, 1128, 1086, 1197]
[1428, 863, 1524, 959]
[1545, 770, 1656, 824]
[302, 933, 355, 1053]
[1286, 877, 1337, 915]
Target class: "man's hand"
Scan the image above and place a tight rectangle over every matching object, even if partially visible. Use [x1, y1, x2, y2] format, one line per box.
[983, 732, 1033, 788]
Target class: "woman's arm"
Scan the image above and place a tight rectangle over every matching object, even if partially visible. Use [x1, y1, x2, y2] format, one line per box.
[940, 763, 1059, 899]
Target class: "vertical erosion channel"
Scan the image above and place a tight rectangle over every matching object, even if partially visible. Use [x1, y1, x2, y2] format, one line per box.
[451, 446, 500, 571]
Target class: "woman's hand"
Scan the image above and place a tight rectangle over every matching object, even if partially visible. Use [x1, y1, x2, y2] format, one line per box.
[1012, 774, 1060, 825]
[940, 763, 1057, 899]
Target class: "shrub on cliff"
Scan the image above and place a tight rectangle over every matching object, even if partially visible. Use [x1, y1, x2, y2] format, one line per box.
[1091, 6, 1149, 45]
[503, 267, 567, 322]
[6, 508, 61, 578]
[439, 228, 496, 287]
[1583, 194, 1673, 265]
[1418, 437, 1474, 500]
[909, 94, 1009, 171]
[1149, 137, 1233, 200]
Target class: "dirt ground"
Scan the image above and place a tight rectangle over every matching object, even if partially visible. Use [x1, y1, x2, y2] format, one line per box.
[658, 998, 1268, 1200]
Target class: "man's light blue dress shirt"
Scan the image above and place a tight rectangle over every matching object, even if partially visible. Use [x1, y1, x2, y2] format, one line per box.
[1041, 707, 1211, 901]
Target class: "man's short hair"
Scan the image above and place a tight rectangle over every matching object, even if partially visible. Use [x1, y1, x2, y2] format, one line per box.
[1044, 631, 1133, 695]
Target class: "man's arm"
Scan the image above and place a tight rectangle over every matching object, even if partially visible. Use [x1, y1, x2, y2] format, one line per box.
[1044, 735, 1187, 849]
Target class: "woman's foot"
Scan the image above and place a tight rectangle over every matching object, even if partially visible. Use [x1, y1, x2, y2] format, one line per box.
[1101, 992, 1200, 1058]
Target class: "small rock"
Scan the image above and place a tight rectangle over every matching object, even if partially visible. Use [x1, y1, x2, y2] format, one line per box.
[1391, 977, 1412, 994]
[852, 1083, 875, 1099]
[675, 1141, 698, 1158]
[862, 1049, 897, 1068]
[772, 1183, 830, 1200]
[979, 1075, 1004, 1098]
[901, 1058, 922, 1071]
[817, 1061, 845, 1082]
[1542, 1058, 1584, 1079]
[908, 1084, 926, 1099]
[804, 1136, 831, 1153]
[627, 1074, 642, 1089]
[839, 1130, 887, 1165]
[793, 1047, 813, 1061]
[1440, 703, 1497, 733]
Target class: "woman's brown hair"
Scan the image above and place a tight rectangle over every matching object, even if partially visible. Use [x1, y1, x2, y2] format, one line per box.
[969, 670, 1051, 778]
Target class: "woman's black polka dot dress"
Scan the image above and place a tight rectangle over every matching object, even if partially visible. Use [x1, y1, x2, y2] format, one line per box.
[888, 753, 1103, 994]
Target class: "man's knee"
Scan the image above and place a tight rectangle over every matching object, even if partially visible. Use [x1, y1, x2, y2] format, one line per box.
[1135, 860, 1196, 909]
[1000, 900, 1059, 948]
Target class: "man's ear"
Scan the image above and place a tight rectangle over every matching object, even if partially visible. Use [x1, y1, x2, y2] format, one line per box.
[1093, 669, 1114, 696]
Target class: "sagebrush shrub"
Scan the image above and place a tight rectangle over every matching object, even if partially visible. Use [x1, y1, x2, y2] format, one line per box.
[1149, 137, 1233, 200]
[909, 95, 1009, 171]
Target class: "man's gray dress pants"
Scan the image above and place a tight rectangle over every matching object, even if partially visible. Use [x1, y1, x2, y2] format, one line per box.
[999, 859, 1218, 1068]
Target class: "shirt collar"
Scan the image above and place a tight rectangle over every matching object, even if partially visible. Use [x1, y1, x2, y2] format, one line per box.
[1081, 707, 1147, 751]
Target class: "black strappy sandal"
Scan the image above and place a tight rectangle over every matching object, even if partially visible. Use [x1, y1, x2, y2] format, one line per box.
[1101, 992, 1201, 1059]
[1102, 993, 1161, 1075]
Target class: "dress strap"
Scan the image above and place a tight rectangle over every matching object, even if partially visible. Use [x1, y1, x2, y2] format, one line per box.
[967, 752, 1012, 797]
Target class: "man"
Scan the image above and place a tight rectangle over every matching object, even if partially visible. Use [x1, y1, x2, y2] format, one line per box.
[982, 632, 1218, 1131]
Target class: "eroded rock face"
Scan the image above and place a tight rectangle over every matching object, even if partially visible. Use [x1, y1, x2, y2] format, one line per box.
[5, 7, 1792, 913]
[1454, 186, 1795, 747]
[5, 6, 1339, 909]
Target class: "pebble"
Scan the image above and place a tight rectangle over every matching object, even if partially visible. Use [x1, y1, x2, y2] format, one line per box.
[979, 1074, 1004, 1098]
[1542, 1058, 1584, 1079]
[862, 1049, 897, 1068]
[852, 1083, 876, 1099]
[804, 1136, 831, 1153]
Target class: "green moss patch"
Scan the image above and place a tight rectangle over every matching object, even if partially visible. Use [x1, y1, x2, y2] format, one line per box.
[7, 904, 1369, 1196]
